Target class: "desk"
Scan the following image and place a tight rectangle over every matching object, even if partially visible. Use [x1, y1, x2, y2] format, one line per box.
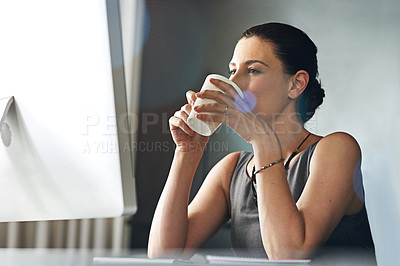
[0, 248, 376, 266]
[0, 248, 99, 266]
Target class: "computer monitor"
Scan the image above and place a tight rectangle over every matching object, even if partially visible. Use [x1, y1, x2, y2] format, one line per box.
[0, 0, 137, 221]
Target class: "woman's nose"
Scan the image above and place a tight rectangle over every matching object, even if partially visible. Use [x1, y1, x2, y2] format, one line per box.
[230, 74, 246, 92]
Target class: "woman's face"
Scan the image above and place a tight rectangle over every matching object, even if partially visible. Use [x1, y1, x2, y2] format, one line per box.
[229, 36, 293, 121]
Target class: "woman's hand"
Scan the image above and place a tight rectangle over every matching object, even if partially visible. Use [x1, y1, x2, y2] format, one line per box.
[194, 78, 274, 145]
[169, 91, 210, 153]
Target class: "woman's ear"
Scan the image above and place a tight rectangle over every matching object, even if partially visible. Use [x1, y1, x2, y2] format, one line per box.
[288, 70, 309, 99]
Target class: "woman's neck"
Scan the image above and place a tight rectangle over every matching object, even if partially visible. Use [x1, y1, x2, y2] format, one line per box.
[271, 114, 309, 160]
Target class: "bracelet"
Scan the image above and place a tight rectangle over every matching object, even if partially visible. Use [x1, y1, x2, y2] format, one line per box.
[251, 158, 284, 182]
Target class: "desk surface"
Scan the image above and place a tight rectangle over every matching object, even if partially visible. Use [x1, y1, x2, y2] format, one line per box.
[0, 248, 376, 266]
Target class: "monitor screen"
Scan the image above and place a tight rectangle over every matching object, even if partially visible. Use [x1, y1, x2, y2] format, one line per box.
[0, 0, 137, 221]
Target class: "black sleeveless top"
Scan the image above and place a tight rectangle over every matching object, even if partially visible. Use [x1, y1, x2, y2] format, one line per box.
[229, 141, 374, 258]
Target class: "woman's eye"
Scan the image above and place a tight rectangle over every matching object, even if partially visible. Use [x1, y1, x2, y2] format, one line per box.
[229, 69, 236, 75]
[249, 68, 260, 74]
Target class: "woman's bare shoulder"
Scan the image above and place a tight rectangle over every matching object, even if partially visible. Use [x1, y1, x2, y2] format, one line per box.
[214, 151, 242, 182]
[316, 131, 361, 157]
[310, 131, 362, 177]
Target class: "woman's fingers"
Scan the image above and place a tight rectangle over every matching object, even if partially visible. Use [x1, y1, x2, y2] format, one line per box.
[181, 103, 192, 116]
[196, 112, 227, 125]
[196, 90, 234, 107]
[209, 78, 240, 99]
[207, 79, 255, 113]
[194, 102, 228, 114]
[168, 99, 197, 137]
[178, 107, 189, 121]
[186, 90, 197, 105]
[197, 89, 254, 114]
[169, 113, 194, 136]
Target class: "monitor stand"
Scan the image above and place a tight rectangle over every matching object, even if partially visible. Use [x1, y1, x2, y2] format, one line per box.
[0, 96, 14, 147]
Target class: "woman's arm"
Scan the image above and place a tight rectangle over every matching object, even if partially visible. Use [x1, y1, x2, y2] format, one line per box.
[185, 151, 239, 249]
[148, 90, 239, 258]
[148, 151, 239, 258]
[147, 149, 202, 258]
[254, 132, 362, 259]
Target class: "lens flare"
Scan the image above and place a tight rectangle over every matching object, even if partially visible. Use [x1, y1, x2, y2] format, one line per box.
[235, 91, 257, 113]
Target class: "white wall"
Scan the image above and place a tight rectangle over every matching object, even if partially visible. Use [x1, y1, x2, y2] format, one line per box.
[286, 3, 400, 265]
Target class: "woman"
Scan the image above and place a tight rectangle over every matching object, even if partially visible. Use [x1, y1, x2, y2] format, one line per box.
[148, 22, 374, 259]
